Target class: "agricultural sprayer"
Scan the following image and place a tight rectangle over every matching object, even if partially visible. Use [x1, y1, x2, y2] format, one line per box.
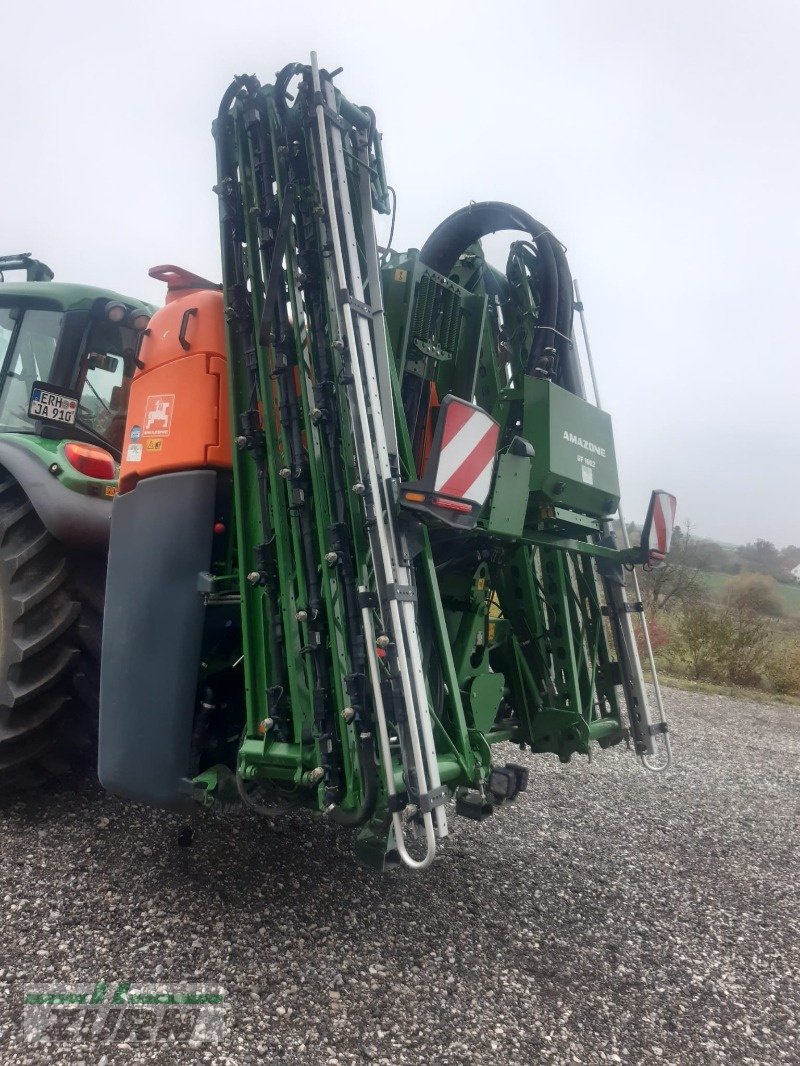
[94, 57, 675, 869]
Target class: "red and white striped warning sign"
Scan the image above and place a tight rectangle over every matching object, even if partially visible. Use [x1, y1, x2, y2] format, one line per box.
[644, 491, 677, 562]
[432, 399, 500, 506]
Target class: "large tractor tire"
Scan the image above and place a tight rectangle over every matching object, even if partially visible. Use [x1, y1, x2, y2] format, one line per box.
[0, 471, 102, 791]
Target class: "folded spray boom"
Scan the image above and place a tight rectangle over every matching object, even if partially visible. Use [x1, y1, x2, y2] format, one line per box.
[98, 55, 673, 870]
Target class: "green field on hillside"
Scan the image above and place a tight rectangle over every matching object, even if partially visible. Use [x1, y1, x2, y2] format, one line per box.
[699, 570, 800, 616]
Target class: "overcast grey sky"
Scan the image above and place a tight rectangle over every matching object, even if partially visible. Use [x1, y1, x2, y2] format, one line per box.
[3, 1, 798, 546]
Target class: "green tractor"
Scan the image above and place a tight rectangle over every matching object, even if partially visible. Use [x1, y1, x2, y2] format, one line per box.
[0, 254, 151, 788]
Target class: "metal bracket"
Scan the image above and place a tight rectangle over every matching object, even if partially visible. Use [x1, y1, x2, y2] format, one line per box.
[386, 582, 416, 603]
[602, 601, 644, 616]
[417, 785, 448, 814]
[313, 93, 349, 131]
[412, 338, 451, 362]
[338, 287, 375, 319]
[196, 571, 215, 593]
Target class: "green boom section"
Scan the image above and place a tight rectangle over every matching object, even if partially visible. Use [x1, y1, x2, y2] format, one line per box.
[191, 60, 660, 867]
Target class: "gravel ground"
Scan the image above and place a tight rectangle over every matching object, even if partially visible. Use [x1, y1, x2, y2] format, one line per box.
[0, 686, 797, 1065]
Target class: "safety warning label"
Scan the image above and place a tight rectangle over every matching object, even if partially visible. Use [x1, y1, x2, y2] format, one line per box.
[143, 395, 175, 437]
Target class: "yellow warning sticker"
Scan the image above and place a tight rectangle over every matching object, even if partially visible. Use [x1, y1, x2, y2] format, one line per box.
[105, 486, 118, 498]
[394, 268, 407, 283]
[477, 577, 486, 590]
[146, 439, 163, 452]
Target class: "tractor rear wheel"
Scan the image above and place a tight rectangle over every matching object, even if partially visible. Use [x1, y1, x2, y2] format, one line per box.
[0, 471, 101, 791]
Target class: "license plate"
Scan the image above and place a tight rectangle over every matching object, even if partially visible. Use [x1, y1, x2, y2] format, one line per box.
[28, 381, 80, 425]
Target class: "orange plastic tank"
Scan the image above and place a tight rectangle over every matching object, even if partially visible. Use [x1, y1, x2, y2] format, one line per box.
[119, 265, 232, 494]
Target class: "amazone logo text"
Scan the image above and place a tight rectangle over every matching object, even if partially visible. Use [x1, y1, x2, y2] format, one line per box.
[563, 431, 606, 458]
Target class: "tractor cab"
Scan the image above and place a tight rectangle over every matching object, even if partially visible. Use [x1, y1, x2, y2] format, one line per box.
[0, 254, 153, 459]
[0, 256, 154, 792]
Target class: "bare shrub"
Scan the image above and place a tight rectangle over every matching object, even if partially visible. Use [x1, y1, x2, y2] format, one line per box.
[725, 608, 772, 688]
[667, 603, 730, 681]
[726, 573, 784, 618]
[667, 602, 772, 687]
[766, 642, 800, 696]
[636, 615, 671, 658]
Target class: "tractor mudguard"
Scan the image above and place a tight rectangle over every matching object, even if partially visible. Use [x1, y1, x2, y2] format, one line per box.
[0, 437, 113, 547]
[98, 469, 216, 812]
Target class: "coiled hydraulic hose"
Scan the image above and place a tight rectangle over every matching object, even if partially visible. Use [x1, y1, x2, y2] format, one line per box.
[419, 201, 579, 393]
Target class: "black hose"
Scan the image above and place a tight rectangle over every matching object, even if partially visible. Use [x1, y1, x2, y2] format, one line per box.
[526, 232, 559, 371]
[419, 201, 574, 386]
[327, 733, 378, 827]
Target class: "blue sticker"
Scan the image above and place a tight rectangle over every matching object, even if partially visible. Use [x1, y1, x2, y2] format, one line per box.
[32, 389, 41, 402]
[130, 425, 141, 441]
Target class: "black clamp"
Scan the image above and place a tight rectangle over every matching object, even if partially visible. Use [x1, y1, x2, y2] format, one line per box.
[238, 409, 264, 453]
[387, 791, 408, 814]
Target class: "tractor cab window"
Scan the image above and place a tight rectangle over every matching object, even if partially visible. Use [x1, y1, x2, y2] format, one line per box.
[74, 319, 137, 451]
[0, 309, 63, 431]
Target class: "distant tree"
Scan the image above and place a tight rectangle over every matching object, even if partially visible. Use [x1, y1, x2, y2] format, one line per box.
[625, 520, 640, 543]
[639, 521, 708, 615]
[725, 573, 784, 618]
[738, 539, 782, 578]
[691, 538, 731, 573]
[613, 518, 640, 544]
